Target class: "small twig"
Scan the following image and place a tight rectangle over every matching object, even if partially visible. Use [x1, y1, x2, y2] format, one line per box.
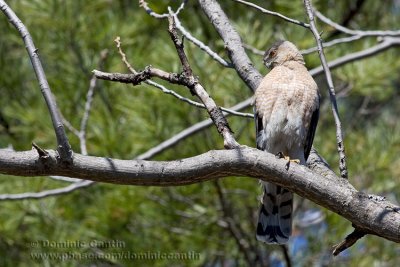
[61, 114, 80, 137]
[315, 10, 400, 37]
[301, 35, 363, 54]
[304, 0, 348, 179]
[0, 180, 94, 200]
[233, 0, 309, 28]
[49, 176, 83, 183]
[168, 17, 194, 76]
[0, 1, 73, 163]
[139, 0, 187, 19]
[171, 10, 232, 68]
[79, 49, 109, 155]
[32, 142, 49, 158]
[309, 37, 400, 76]
[245, 35, 364, 56]
[242, 43, 264, 56]
[332, 228, 367, 256]
[93, 69, 190, 87]
[114, 36, 136, 74]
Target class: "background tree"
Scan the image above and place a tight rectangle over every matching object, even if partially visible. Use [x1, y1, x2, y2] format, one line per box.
[0, 0, 399, 266]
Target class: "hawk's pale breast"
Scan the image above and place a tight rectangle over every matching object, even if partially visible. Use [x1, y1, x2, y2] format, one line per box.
[254, 61, 319, 155]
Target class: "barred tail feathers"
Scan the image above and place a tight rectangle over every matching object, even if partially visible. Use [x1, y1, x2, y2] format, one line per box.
[256, 182, 293, 244]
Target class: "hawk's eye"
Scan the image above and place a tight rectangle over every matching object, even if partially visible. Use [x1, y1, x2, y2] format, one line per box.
[269, 50, 277, 58]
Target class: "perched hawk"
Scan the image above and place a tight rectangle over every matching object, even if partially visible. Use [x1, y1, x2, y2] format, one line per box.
[254, 40, 320, 244]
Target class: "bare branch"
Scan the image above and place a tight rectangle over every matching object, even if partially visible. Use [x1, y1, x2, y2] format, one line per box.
[171, 11, 232, 68]
[315, 10, 400, 37]
[332, 228, 367, 256]
[139, 0, 188, 19]
[168, 15, 239, 149]
[304, 0, 348, 179]
[0, 180, 93, 200]
[114, 37, 252, 118]
[301, 35, 363, 55]
[79, 49, 109, 155]
[0, 147, 399, 245]
[61, 114, 80, 137]
[233, 0, 310, 28]
[49, 176, 83, 183]
[242, 43, 264, 56]
[245, 36, 365, 56]
[327, 0, 366, 38]
[309, 37, 400, 76]
[0, 49, 110, 200]
[199, 0, 263, 92]
[0, 0, 72, 162]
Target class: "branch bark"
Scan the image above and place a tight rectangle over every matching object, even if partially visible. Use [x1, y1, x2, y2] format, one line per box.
[0, 147, 399, 244]
[168, 15, 239, 149]
[199, 0, 263, 92]
[0, 0, 73, 163]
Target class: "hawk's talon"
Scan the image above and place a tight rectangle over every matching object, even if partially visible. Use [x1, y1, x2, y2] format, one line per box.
[275, 152, 300, 169]
[275, 152, 300, 163]
[285, 156, 300, 164]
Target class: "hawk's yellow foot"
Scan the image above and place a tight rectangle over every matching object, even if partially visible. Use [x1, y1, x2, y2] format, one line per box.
[275, 152, 300, 165]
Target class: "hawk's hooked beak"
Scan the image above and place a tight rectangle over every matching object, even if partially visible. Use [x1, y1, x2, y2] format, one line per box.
[263, 58, 274, 69]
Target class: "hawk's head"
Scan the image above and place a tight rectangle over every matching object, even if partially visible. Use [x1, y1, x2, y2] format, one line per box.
[263, 40, 305, 69]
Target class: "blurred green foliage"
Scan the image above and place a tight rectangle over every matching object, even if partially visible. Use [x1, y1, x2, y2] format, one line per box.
[0, 0, 399, 266]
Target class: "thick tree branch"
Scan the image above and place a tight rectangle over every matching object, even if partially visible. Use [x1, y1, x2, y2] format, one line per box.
[0, 147, 399, 244]
[0, 0, 73, 163]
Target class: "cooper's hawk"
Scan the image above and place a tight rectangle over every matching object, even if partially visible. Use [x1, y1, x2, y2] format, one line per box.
[254, 40, 320, 244]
